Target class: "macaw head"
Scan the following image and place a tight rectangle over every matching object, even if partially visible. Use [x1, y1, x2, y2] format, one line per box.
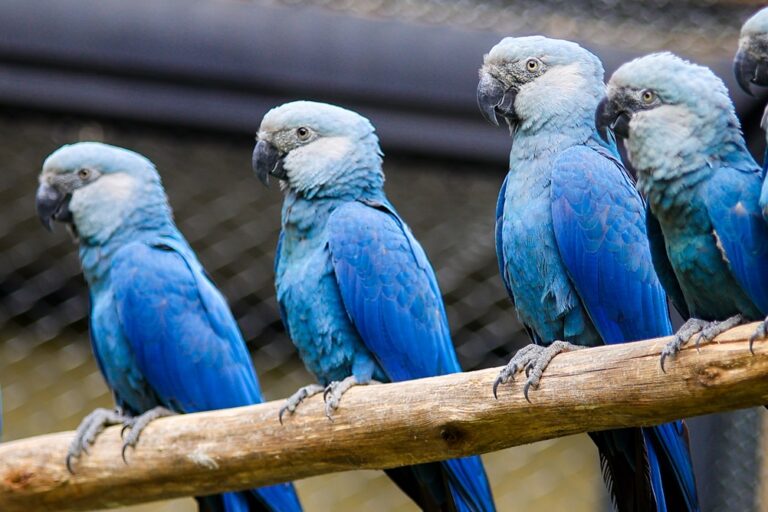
[252, 101, 384, 199]
[597, 53, 743, 180]
[477, 36, 605, 135]
[36, 142, 170, 243]
[734, 7, 768, 96]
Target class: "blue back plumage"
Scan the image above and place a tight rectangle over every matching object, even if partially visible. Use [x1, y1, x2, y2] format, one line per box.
[328, 199, 495, 510]
[111, 238, 264, 412]
[550, 141, 697, 511]
[703, 167, 768, 314]
[607, 52, 768, 324]
[263, 101, 496, 511]
[327, 200, 460, 379]
[604, 51, 768, 511]
[551, 144, 673, 343]
[43, 142, 302, 512]
[480, 37, 698, 512]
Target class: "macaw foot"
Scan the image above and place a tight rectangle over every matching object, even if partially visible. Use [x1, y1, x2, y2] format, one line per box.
[492, 344, 541, 399]
[323, 376, 381, 421]
[120, 406, 176, 463]
[660, 318, 708, 372]
[278, 384, 324, 424]
[661, 315, 746, 372]
[749, 316, 768, 354]
[494, 341, 583, 402]
[694, 314, 745, 350]
[66, 407, 126, 473]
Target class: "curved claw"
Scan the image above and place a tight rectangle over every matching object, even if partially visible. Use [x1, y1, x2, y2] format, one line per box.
[660, 351, 669, 373]
[121, 442, 132, 465]
[323, 385, 333, 402]
[278, 406, 289, 425]
[523, 381, 533, 404]
[492, 376, 504, 400]
[66, 454, 76, 475]
[749, 319, 768, 355]
[524, 361, 535, 378]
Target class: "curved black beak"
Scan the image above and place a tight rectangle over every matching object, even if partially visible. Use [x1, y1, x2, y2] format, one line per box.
[595, 97, 631, 142]
[477, 73, 517, 127]
[35, 182, 72, 231]
[252, 140, 286, 187]
[735, 45, 768, 96]
[734, 47, 759, 97]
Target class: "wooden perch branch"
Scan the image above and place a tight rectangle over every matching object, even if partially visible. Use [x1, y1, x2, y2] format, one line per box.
[3, 323, 768, 511]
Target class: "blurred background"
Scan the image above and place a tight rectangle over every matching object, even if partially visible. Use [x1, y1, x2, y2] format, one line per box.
[1, 0, 767, 510]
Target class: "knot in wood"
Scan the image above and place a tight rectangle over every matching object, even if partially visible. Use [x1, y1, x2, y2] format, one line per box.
[440, 423, 466, 448]
[4, 469, 34, 490]
[696, 365, 722, 387]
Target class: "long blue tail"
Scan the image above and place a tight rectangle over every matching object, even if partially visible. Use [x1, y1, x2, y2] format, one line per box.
[589, 425, 698, 512]
[196, 482, 302, 512]
[644, 421, 700, 512]
[443, 455, 496, 512]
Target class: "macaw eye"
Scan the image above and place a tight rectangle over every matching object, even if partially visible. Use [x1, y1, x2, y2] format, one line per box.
[77, 168, 91, 180]
[525, 58, 540, 72]
[296, 127, 311, 141]
[641, 90, 656, 104]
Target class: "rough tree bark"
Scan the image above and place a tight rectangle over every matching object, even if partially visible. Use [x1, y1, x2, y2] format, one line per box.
[1, 323, 768, 511]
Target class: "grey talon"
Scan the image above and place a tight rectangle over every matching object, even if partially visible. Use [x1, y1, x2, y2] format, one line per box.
[279, 383, 324, 424]
[66, 407, 126, 474]
[322, 376, 378, 420]
[120, 406, 175, 464]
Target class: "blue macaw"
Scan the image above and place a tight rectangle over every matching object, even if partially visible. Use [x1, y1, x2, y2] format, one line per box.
[597, 52, 768, 355]
[252, 101, 497, 512]
[734, 7, 768, 141]
[477, 37, 699, 512]
[735, 7, 768, 340]
[35, 142, 303, 512]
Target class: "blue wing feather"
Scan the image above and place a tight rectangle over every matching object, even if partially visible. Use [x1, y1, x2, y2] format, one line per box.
[110, 239, 302, 512]
[496, 174, 514, 299]
[551, 145, 698, 511]
[704, 167, 768, 314]
[111, 240, 263, 411]
[326, 200, 460, 379]
[551, 145, 672, 343]
[327, 200, 495, 511]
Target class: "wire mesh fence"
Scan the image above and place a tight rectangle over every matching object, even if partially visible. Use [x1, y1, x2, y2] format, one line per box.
[2, 0, 768, 510]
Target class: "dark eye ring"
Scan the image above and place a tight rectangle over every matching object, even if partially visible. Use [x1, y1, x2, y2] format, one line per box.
[526, 58, 540, 72]
[296, 127, 310, 140]
[78, 168, 91, 180]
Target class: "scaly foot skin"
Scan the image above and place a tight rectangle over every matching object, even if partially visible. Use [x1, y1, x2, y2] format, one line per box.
[494, 341, 583, 402]
[521, 341, 583, 402]
[323, 376, 380, 421]
[749, 315, 768, 354]
[492, 344, 541, 399]
[694, 314, 745, 351]
[66, 407, 126, 473]
[121, 406, 176, 463]
[661, 316, 746, 371]
[278, 384, 324, 424]
[660, 318, 709, 372]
